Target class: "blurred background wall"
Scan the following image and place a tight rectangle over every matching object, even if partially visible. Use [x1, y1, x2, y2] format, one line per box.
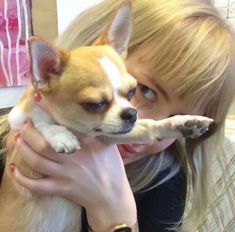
[32, 0, 58, 42]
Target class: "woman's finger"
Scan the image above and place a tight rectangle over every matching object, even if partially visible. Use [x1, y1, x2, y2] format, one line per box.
[6, 129, 19, 154]
[11, 164, 59, 195]
[21, 121, 59, 162]
[15, 136, 61, 176]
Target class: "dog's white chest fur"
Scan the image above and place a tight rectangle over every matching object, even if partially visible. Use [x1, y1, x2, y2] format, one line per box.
[25, 196, 81, 232]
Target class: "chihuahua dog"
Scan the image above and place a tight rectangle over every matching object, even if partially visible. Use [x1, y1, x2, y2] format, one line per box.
[0, 1, 213, 231]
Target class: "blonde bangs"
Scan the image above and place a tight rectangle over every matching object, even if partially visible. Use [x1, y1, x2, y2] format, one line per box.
[135, 6, 235, 110]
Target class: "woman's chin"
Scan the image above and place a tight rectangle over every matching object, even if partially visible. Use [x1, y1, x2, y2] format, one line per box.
[117, 145, 143, 164]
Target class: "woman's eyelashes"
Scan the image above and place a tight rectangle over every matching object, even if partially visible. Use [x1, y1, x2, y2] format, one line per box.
[137, 83, 157, 101]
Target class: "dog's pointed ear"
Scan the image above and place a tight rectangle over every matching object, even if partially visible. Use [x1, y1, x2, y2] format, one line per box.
[93, 0, 132, 58]
[28, 36, 70, 90]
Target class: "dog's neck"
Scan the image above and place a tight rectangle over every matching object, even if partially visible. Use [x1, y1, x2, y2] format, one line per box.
[33, 92, 50, 115]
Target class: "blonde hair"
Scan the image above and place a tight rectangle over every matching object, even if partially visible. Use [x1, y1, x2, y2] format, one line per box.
[0, 114, 8, 165]
[1, 0, 235, 230]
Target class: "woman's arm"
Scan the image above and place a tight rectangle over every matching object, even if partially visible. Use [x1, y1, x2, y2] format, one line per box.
[8, 121, 137, 231]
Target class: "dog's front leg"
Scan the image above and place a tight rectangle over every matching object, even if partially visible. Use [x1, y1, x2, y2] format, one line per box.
[106, 115, 213, 144]
[35, 123, 81, 153]
[28, 105, 81, 153]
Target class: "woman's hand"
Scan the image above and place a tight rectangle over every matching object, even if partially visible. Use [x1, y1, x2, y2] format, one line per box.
[8, 121, 137, 231]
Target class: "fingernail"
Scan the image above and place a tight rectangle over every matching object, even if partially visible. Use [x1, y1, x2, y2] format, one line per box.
[24, 120, 28, 125]
[9, 164, 15, 173]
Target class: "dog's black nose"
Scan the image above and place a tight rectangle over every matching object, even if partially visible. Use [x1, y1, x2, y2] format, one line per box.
[120, 108, 137, 124]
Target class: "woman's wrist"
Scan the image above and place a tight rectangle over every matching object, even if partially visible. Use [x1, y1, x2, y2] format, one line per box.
[88, 223, 133, 232]
[86, 197, 137, 232]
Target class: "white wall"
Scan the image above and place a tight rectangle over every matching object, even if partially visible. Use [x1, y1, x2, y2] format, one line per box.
[57, 0, 103, 35]
[214, 0, 235, 26]
[0, 87, 25, 109]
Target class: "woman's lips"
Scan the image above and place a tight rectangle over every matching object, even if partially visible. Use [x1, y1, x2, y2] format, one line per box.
[117, 144, 137, 159]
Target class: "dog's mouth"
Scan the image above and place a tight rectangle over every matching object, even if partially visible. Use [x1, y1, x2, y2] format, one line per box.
[109, 127, 133, 135]
[93, 126, 133, 135]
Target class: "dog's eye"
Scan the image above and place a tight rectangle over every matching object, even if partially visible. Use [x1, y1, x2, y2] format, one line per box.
[82, 101, 108, 112]
[126, 88, 136, 101]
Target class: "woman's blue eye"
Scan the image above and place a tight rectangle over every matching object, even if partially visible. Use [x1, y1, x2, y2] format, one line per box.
[138, 84, 156, 100]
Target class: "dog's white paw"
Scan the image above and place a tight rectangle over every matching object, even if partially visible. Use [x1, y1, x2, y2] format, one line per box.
[170, 115, 213, 139]
[41, 125, 81, 153]
[50, 132, 81, 153]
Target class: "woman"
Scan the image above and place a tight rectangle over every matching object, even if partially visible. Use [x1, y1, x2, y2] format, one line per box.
[1, 0, 235, 231]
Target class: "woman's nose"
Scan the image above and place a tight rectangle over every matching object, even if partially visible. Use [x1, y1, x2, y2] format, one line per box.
[130, 97, 138, 107]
